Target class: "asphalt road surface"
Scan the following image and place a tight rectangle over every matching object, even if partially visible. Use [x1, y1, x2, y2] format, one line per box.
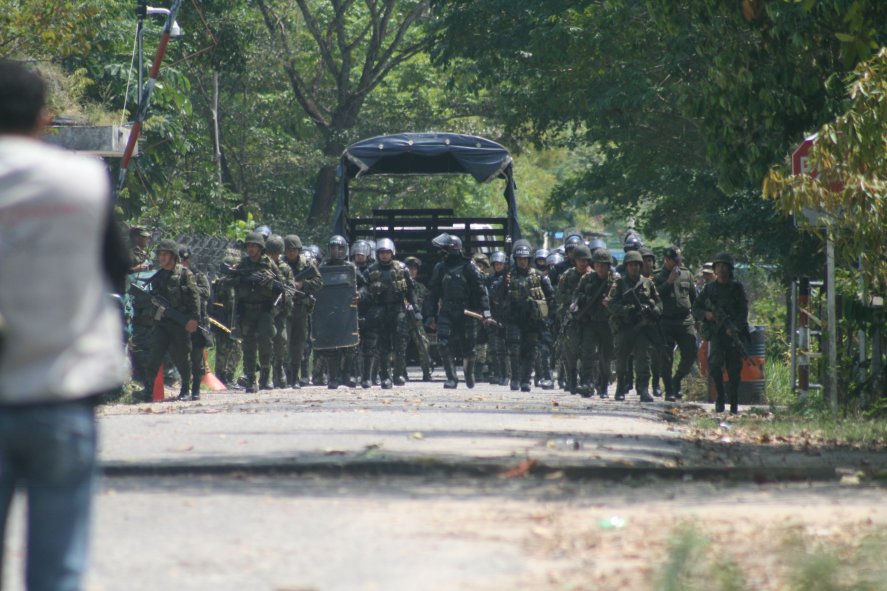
[3, 371, 886, 590]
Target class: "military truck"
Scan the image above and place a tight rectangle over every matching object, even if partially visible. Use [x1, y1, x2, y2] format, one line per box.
[332, 132, 523, 279]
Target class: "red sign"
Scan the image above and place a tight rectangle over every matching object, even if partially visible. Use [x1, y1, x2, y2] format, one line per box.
[791, 134, 818, 177]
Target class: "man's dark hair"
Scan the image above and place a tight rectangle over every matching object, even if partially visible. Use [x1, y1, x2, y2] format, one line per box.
[0, 60, 46, 134]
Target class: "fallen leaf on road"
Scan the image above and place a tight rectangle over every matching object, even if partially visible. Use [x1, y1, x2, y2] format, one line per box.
[503, 458, 538, 478]
[409, 432, 424, 440]
[324, 449, 348, 456]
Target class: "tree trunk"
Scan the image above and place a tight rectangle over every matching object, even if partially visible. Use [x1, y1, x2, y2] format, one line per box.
[307, 164, 339, 229]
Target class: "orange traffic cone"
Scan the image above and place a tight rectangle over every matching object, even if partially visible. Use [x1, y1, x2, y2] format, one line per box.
[201, 350, 226, 391]
[152, 364, 165, 401]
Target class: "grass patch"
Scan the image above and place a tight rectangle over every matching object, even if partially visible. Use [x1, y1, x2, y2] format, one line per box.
[654, 522, 887, 591]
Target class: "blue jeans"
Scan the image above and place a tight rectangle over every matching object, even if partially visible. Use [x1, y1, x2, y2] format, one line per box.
[0, 399, 97, 591]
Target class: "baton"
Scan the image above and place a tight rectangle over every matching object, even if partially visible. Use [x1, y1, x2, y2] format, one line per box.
[463, 309, 499, 327]
[208, 317, 232, 334]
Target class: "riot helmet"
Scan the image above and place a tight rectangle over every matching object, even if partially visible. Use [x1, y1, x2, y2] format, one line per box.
[351, 240, 372, 258]
[305, 244, 321, 261]
[564, 234, 583, 252]
[328, 235, 349, 260]
[513, 243, 532, 259]
[588, 238, 607, 252]
[375, 238, 396, 257]
[545, 252, 565, 267]
[490, 251, 508, 265]
[178, 245, 192, 260]
[534, 248, 550, 262]
[255, 225, 273, 240]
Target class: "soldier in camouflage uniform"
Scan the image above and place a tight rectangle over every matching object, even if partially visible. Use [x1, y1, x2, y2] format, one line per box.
[608, 250, 662, 402]
[396, 257, 433, 382]
[571, 248, 617, 399]
[227, 232, 288, 392]
[472, 253, 492, 382]
[179, 246, 211, 400]
[284, 234, 322, 389]
[140, 240, 201, 402]
[640, 246, 664, 397]
[264, 235, 295, 388]
[692, 252, 749, 414]
[548, 233, 583, 289]
[492, 240, 555, 392]
[128, 225, 152, 272]
[555, 244, 588, 394]
[533, 248, 555, 390]
[424, 234, 491, 389]
[486, 251, 509, 385]
[210, 248, 242, 388]
[360, 239, 416, 389]
[654, 246, 698, 402]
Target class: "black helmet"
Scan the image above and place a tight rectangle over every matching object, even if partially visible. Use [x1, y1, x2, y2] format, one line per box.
[178, 245, 192, 260]
[592, 248, 612, 264]
[351, 240, 372, 258]
[156, 239, 179, 256]
[623, 236, 642, 252]
[375, 238, 396, 257]
[564, 234, 583, 252]
[284, 234, 303, 250]
[572, 245, 592, 261]
[639, 246, 655, 260]
[490, 251, 508, 265]
[404, 256, 422, 268]
[588, 238, 607, 251]
[328, 235, 349, 259]
[245, 232, 265, 248]
[513, 244, 532, 258]
[713, 252, 734, 269]
[623, 250, 643, 265]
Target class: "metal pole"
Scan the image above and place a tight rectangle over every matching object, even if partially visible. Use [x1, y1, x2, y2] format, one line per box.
[118, 0, 183, 193]
[798, 277, 810, 398]
[790, 280, 797, 392]
[826, 234, 838, 414]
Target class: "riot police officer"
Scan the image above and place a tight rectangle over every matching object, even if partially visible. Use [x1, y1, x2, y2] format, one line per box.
[693, 252, 749, 414]
[492, 240, 554, 392]
[424, 233, 491, 389]
[360, 239, 417, 389]
[548, 233, 584, 288]
[319, 235, 363, 389]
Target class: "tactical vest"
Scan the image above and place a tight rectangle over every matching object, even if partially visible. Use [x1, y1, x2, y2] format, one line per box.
[155, 264, 191, 311]
[556, 267, 582, 309]
[508, 268, 548, 321]
[367, 261, 409, 304]
[442, 261, 470, 304]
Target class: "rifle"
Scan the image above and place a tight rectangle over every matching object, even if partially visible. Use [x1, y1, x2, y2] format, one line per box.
[221, 264, 299, 298]
[555, 273, 613, 357]
[403, 298, 433, 369]
[128, 282, 212, 340]
[703, 296, 759, 366]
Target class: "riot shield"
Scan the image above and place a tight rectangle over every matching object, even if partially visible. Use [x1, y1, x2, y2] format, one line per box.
[312, 264, 360, 350]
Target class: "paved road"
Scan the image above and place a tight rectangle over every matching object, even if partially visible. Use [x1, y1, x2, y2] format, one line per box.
[3, 372, 886, 591]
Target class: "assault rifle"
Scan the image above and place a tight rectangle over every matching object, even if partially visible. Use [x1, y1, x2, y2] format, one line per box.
[702, 296, 759, 366]
[128, 282, 212, 340]
[555, 273, 612, 358]
[221, 264, 301, 298]
[403, 298, 433, 370]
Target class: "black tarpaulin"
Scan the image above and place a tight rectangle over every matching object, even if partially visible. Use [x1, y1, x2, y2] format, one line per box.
[332, 132, 521, 240]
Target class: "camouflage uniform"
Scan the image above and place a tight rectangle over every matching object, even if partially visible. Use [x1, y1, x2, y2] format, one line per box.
[485, 259, 509, 385]
[228, 235, 286, 391]
[608, 251, 662, 402]
[361, 249, 416, 388]
[142, 243, 201, 401]
[571, 249, 616, 398]
[284, 236, 322, 388]
[692, 253, 749, 414]
[210, 266, 241, 387]
[396, 262, 433, 382]
[555, 265, 584, 394]
[654, 247, 698, 401]
[492, 243, 554, 392]
[188, 262, 211, 398]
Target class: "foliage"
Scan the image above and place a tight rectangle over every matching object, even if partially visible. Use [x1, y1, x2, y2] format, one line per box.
[0, 1, 105, 60]
[764, 48, 887, 294]
[654, 523, 749, 591]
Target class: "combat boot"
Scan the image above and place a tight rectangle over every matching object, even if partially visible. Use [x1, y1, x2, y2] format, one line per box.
[614, 378, 626, 401]
[729, 381, 740, 415]
[190, 379, 201, 401]
[273, 363, 287, 389]
[259, 368, 273, 390]
[597, 379, 610, 399]
[713, 377, 726, 413]
[360, 355, 373, 389]
[577, 371, 593, 398]
[379, 356, 393, 389]
[672, 374, 684, 400]
[463, 357, 476, 389]
[422, 368, 433, 382]
[442, 354, 458, 389]
[245, 376, 257, 394]
[638, 386, 654, 403]
[520, 358, 532, 392]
